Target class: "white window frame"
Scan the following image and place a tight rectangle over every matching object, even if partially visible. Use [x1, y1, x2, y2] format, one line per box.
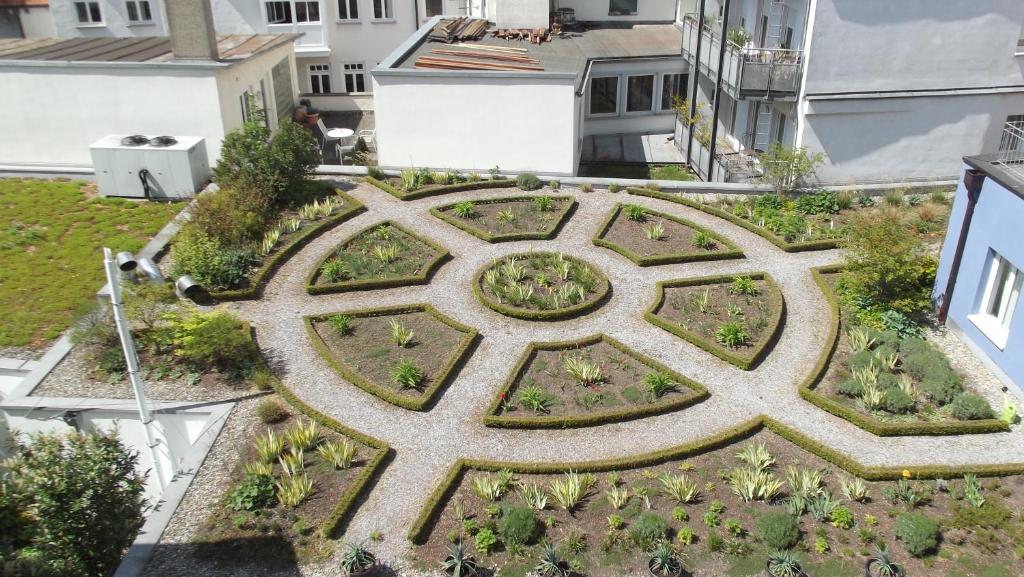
[658, 72, 685, 113]
[608, 0, 638, 16]
[969, 251, 1023, 350]
[74, 1, 103, 25]
[624, 74, 656, 115]
[294, 0, 320, 22]
[587, 75, 620, 118]
[337, 0, 358, 21]
[309, 63, 331, 94]
[342, 62, 366, 93]
[125, 0, 153, 24]
[265, 1, 293, 23]
[372, 0, 394, 20]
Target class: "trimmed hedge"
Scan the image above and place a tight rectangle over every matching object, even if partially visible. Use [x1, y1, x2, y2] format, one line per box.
[798, 266, 1010, 436]
[592, 203, 745, 266]
[305, 220, 450, 295]
[626, 188, 839, 252]
[407, 415, 1024, 544]
[644, 272, 785, 370]
[429, 195, 577, 243]
[481, 333, 710, 429]
[210, 191, 366, 301]
[249, 329, 391, 539]
[304, 304, 479, 411]
[472, 253, 611, 321]
[364, 176, 515, 201]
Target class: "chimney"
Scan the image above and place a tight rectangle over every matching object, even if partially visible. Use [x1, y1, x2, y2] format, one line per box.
[494, 0, 548, 29]
[165, 0, 219, 60]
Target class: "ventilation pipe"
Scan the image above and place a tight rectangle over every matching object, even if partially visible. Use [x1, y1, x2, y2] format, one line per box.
[937, 168, 985, 323]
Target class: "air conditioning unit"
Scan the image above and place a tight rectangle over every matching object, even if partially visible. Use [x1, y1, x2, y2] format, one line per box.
[90, 135, 211, 199]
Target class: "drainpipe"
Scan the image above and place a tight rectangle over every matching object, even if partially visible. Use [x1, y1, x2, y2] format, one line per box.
[686, 0, 708, 168]
[707, 0, 731, 181]
[937, 168, 986, 323]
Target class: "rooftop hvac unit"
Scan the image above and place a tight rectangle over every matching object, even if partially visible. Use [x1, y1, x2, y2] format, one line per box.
[89, 135, 211, 199]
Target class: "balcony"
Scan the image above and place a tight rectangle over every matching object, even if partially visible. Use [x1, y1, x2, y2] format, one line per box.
[268, 22, 329, 57]
[680, 14, 802, 100]
[675, 119, 762, 183]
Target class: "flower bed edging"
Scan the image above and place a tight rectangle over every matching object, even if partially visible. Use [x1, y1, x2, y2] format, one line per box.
[429, 195, 577, 243]
[644, 272, 786, 370]
[592, 203, 745, 266]
[305, 220, 451, 295]
[481, 334, 710, 429]
[304, 304, 479, 412]
[210, 191, 366, 301]
[364, 176, 516, 201]
[472, 253, 611, 321]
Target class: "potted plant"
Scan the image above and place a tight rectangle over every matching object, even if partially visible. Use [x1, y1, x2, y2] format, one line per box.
[442, 542, 478, 577]
[766, 549, 805, 577]
[865, 545, 904, 577]
[648, 541, 685, 577]
[340, 540, 377, 577]
[535, 541, 568, 577]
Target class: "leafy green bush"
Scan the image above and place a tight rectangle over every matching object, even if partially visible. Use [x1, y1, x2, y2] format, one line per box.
[189, 188, 269, 247]
[516, 173, 542, 191]
[228, 473, 275, 511]
[256, 399, 289, 424]
[949, 393, 995, 420]
[793, 191, 839, 215]
[629, 512, 669, 550]
[756, 512, 800, 550]
[95, 346, 127, 376]
[171, 226, 255, 290]
[170, 310, 253, 369]
[836, 378, 863, 398]
[894, 513, 939, 557]
[882, 388, 915, 414]
[498, 505, 538, 545]
[829, 506, 855, 529]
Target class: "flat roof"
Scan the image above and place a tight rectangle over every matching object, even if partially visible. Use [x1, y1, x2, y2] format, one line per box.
[0, 34, 296, 66]
[394, 23, 682, 75]
[965, 153, 1024, 201]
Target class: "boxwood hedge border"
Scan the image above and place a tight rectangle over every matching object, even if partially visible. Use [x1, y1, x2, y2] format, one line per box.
[592, 203, 745, 266]
[304, 304, 479, 411]
[481, 333, 710, 429]
[429, 195, 577, 243]
[365, 176, 516, 201]
[644, 272, 786, 370]
[799, 266, 1010, 436]
[249, 328, 391, 539]
[306, 220, 451, 295]
[210, 190, 366, 301]
[407, 414, 1024, 544]
[627, 187, 839, 252]
[472, 252, 612, 321]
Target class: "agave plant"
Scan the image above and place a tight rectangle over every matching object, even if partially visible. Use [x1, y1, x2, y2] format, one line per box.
[658, 472, 701, 504]
[869, 544, 904, 577]
[442, 542, 478, 577]
[317, 438, 357, 470]
[341, 540, 377, 575]
[648, 541, 683, 577]
[806, 491, 840, 522]
[534, 541, 566, 576]
[767, 549, 802, 577]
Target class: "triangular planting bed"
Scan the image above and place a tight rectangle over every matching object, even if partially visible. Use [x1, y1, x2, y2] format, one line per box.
[593, 203, 744, 265]
[430, 195, 576, 242]
[483, 333, 709, 428]
[305, 304, 478, 410]
[645, 272, 785, 370]
[306, 221, 449, 294]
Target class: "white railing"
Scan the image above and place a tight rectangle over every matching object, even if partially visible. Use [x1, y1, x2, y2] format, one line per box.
[997, 120, 1024, 181]
[676, 118, 762, 183]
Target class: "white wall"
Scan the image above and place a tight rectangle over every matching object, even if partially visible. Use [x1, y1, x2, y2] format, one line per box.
[493, 0, 547, 28]
[558, 0, 678, 22]
[51, 0, 169, 37]
[374, 73, 579, 174]
[17, 6, 57, 36]
[583, 57, 686, 136]
[217, 42, 298, 131]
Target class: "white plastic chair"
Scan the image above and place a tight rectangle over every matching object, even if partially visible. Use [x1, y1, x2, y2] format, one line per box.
[317, 118, 339, 152]
[357, 128, 376, 151]
[335, 134, 357, 164]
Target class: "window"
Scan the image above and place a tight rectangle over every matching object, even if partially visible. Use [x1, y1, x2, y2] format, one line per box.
[626, 75, 655, 113]
[425, 0, 443, 17]
[272, 57, 295, 119]
[971, 251, 1023, 349]
[310, 64, 331, 94]
[295, 1, 320, 22]
[589, 76, 618, 115]
[74, 1, 102, 24]
[337, 0, 358, 19]
[240, 89, 266, 125]
[373, 0, 393, 19]
[608, 0, 637, 16]
[343, 62, 366, 93]
[776, 112, 787, 145]
[660, 73, 685, 111]
[125, 0, 152, 22]
[266, 1, 292, 23]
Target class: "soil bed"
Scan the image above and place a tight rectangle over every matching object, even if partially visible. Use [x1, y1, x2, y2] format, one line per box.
[594, 204, 742, 265]
[475, 252, 610, 320]
[431, 195, 575, 242]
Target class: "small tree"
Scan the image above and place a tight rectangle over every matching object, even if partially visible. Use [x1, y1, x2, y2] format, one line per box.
[759, 144, 825, 195]
[1, 429, 146, 577]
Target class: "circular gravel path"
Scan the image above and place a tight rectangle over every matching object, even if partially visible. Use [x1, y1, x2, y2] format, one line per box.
[224, 182, 1024, 569]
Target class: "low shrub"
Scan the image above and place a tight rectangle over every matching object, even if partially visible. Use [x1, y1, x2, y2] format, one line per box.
[836, 378, 863, 398]
[498, 505, 538, 545]
[894, 513, 939, 557]
[171, 226, 255, 290]
[756, 512, 800, 550]
[516, 173, 542, 191]
[170, 310, 253, 370]
[189, 188, 269, 247]
[630, 512, 669, 550]
[228, 473, 275, 511]
[95, 346, 127, 376]
[949, 393, 995, 420]
[882, 388, 915, 414]
[256, 399, 290, 424]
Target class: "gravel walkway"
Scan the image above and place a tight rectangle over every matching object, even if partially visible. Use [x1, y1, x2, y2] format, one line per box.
[145, 181, 1024, 575]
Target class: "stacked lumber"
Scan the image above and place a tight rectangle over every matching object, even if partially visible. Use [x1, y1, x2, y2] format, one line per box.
[491, 27, 549, 45]
[428, 17, 488, 43]
[414, 43, 543, 72]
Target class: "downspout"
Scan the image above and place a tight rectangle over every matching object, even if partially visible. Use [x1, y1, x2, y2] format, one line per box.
[706, 0, 731, 180]
[686, 0, 708, 168]
[413, 0, 420, 31]
[793, 0, 817, 149]
[937, 168, 986, 323]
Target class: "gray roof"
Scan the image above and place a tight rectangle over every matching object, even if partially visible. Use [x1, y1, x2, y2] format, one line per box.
[0, 34, 296, 65]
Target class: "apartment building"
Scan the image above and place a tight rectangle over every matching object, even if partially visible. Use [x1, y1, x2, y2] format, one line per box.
[679, 0, 1024, 185]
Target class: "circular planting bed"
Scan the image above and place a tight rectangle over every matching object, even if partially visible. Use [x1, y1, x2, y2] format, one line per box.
[473, 252, 610, 320]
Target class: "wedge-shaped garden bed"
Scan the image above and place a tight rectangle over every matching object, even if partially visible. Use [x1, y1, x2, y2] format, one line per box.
[799, 266, 1008, 436]
[430, 195, 576, 242]
[306, 221, 449, 294]
[211, 189, 366, 301]
[646, 273, 785, 370]
[408, 416, 1024, 577]
[482, 334, 708, 428]
[474, 252, 610, 320]
[365, 174, 515, 201]
[305, 304, 478, 411]
[593, 202, 743, 265]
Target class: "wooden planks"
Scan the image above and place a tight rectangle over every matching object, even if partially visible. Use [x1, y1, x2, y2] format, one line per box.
[414, 55, 543, 72]
[491, 27, 550, 45]
[428, 17, 488, 43]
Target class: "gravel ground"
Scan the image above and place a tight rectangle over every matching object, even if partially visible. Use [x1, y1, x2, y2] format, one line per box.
[0, 345, 45, 362]
[133, 180, 1024, 576]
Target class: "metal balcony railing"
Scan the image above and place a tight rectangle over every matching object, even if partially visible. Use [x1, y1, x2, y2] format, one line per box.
[681, 14, 803, 100]
[675, 120, 762, 183]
